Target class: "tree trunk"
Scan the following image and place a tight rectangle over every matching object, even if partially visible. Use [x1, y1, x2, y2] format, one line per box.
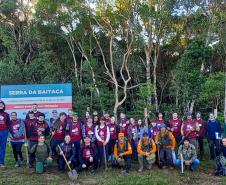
[153, 56, 158, 112]
[189, 99, 195, 113]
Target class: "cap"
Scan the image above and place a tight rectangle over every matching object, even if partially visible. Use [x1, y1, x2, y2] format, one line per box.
[72, 112, 78, 117]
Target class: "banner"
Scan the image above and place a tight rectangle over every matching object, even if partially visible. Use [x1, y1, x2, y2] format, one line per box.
[0, 83, 72, 121]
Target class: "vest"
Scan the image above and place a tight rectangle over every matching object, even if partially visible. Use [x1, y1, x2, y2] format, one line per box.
[69, 122, 82, 142]
[159, 131, 172, 146]
[141, 139, 152, 152]
[0, 112, 8, 131]
[117, 139, 128, 154]
[85, 125, 95, 139]
[109, 123, 117, 140]
[183, 120, 196, 139]
[97, 125, 107, 146]
[81, 144, 95, 160]
[53, 120, 67, 140]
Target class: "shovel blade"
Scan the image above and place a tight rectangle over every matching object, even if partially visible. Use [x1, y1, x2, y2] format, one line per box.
[67, 169, 78, 181]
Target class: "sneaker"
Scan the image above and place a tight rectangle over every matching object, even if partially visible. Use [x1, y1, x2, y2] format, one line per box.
[15, 162, 20, 167]
[138, 168, 143, 172]
[121, 170, 129, 174]
[170, 166, 174, 170]
[162, 166, 167, 169]
[0, 164, 6, 168]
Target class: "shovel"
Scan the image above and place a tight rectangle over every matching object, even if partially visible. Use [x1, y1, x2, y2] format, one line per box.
[57, 145, 78, 181]
[181, 153, 184, 174]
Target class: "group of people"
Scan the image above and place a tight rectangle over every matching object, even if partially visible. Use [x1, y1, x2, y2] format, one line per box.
[0, 100, 226, 176]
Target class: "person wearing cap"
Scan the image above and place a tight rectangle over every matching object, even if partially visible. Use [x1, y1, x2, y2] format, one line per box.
[50, 110, 58, 129]
[156, 124, 176, 169]
[176, 137, 200, 171]
[28, 113, 50, 168]
[95, 116, 110, 168]
[26, 103, 42, 119]
[51, 112, 68, 156]
[8, 112, 25, 167]
[206, 113, 222, 160]
[128, 118, 139, 160]
[194, 112, 205, 159]
[108, 116, 119, 162]
[0, 100, 10, 167]
[66, 112, 82, 166]
[79, 136, 98, 172]
[114, 133, 132, 174]
[137, 132, 156, 172]
[57, 135, 75, 171]
[181, 112, 200, 147]
[25, 111, 36, 136]
[30, 135, 52, 174]
[118, 113, 130, 137]
[82, 117, 96, 143]
[169, 113, 182, 144]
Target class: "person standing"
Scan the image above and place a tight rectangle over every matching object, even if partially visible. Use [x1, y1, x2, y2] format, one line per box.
[9, 112, 25, 167]
[118, 113, 129, 137]
[0, 100, 10, 167]
[206, 113, 222, 160]
[169, 113, 182, 144]
[26, 103, 41, 119]
[194, 112, 205, 159]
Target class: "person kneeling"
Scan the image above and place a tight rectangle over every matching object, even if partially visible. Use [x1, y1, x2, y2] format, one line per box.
[137, 132, 156, 172]
[114, 133, 132, 174]
[79, 136, 98, 172]
[30, 135, 52, 174]
[176, 138, 200, 171]
[215, 137, 226, 176]
[57, 135, 75, 171]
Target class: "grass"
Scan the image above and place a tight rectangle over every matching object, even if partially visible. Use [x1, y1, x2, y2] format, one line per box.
[1, 141, 226, 185]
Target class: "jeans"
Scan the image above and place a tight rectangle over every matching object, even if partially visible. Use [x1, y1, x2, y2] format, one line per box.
[208, 139, 220, 160]
[29, 140, 38, 166]
[176, 159, 200, 171]
[11, 142, 23, 162]
[118, 155, 131, 172]
[73, 141, 80, 166]
[159, 148, 173, 166]
[0, 130, 8, 164]
[50, 139, 63, 156]
[130, 139, 138, 160]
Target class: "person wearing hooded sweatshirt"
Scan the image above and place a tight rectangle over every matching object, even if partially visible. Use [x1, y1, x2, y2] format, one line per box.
[51, 112, 68, 156]
[79, 136, 98, 172]
[0, 100, 10, 167]
[137, 132, 156, 172]
[114, 133, 132, 174]
[206, 113, 222, 160]
[8, 112, 25, 167]
[156, 124, 176, 169]
[176, 137, 200, 171]
[95, 116, 110, 168]
[28, 113, 50, 168]
[66, 112, 82, 166]
[194, 112, 205, 159]
[57, 135, 75, 171]
[169, 113, 182, 144]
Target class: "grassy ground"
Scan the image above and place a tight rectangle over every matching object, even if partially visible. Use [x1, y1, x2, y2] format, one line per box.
[1, 141, 226, 185]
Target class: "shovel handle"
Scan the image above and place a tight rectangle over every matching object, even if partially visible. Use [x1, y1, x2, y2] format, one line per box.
[58, 145, 72, 171]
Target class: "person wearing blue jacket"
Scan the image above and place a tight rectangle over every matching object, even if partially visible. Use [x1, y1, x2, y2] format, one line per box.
[0, 100, 10, 167]
[206, 113, 222, 160]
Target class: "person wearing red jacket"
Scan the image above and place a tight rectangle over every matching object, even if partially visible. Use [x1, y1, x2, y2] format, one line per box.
[194, 112, 205, 159]
[28, 113, 50, 168]
[169, 113, 182, 145]
[66, 112, 82, 166]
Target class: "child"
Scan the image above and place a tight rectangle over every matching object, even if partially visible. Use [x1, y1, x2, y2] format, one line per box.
[30, 135, 52, 174]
